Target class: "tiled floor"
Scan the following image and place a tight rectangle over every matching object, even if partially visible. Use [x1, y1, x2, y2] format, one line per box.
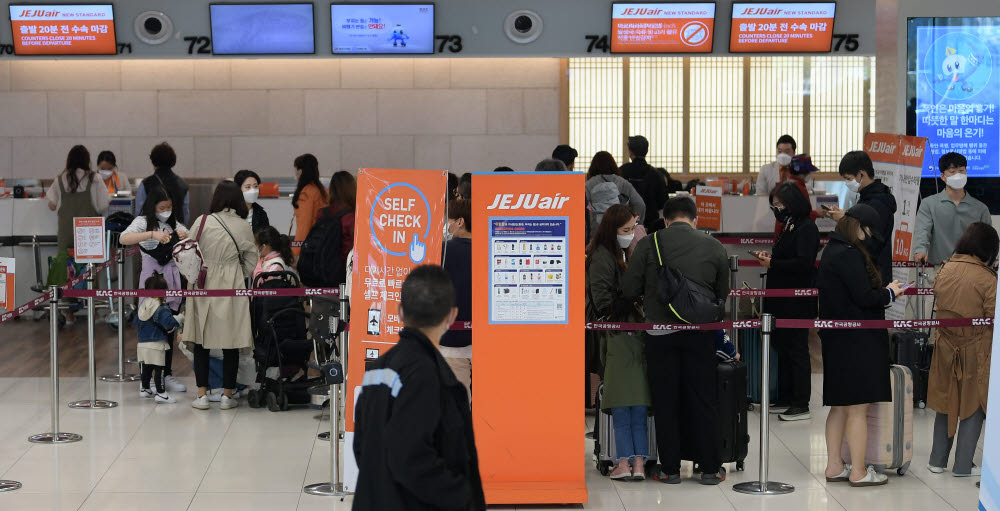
[0, 375, 983, 510]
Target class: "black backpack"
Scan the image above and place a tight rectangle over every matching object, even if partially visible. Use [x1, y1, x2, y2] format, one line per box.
[298, 209, 349, 288]
[653, 231, 724, 324]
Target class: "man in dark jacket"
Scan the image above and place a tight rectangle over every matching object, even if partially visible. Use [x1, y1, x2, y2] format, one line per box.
[620, 136, 668, 230]
[352, 265, 486, 511]
[622, 197, 730, 485]
[831, 151, 898, 285]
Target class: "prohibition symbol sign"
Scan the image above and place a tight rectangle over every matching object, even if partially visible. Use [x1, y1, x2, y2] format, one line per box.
[681, 21, 709, 46]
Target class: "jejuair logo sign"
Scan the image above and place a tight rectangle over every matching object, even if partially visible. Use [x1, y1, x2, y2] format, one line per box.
[486, 194, 570, 210]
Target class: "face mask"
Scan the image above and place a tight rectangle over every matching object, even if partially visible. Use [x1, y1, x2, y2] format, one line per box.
[946, 173, 967, 190]
[776, 153, 793, 166]
[845, 178, 861, 193]
[156, 211, 172, 222]
[243, 189, 259, 204]
[617, 233, 635, 248]
[99, 169, 114, 180]
[444, 222, 455, 241]
[771, 206, 790, 224]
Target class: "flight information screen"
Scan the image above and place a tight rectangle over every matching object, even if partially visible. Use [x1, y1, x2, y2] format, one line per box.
[331, 4, 435, 54]
[210, 4, 315, 55]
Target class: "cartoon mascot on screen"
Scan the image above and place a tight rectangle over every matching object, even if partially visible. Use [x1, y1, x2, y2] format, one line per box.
[938, 46, 983, 93]
[388, 24, 409, 47]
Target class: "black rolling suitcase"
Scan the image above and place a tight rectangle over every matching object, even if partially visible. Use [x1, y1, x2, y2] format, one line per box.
[889, 330, 933, 409]
[681, 359, 750, 471]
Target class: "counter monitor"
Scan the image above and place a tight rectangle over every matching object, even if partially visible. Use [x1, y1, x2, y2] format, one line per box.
[209, 3, 316, 55]
[610, 3, 716, 54]
[729, 2, 836, 52]
[331, 3, 435, 54]
[9, 4, 116, 55]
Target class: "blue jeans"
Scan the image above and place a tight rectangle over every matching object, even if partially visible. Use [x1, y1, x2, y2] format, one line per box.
[208, 357, 246, 392]
[612, 406, 649, 462]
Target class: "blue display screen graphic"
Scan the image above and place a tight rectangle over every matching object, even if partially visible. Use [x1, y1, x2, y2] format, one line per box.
[911, 18, 1000, 177]
[331, 4, 434, 54]
[210, 4, 315, 55]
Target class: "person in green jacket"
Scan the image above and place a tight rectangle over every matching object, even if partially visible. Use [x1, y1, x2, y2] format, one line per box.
[586, 204, 651, 481]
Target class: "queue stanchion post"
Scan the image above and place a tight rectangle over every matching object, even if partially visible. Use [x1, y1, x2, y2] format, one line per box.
[29, 286, 83, 444]
[69, 264, 118, 409]
[305, 283, 350, 497]
[0, 480, 21, 492]
[102, 248, 139, 382]
[734, 313, 794, 496]
[729, 255, 739, 352]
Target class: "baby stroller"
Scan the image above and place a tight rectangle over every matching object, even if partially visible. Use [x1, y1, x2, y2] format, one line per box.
[246, 271, 327, 412]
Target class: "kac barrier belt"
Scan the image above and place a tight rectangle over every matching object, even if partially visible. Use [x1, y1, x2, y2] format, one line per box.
[776, 318, 993, 329]
[716, 237, 830, 247]
[61, 288, 341, 298]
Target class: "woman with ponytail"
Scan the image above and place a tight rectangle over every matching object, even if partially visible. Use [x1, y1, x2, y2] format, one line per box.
[254, 226, 295, 281]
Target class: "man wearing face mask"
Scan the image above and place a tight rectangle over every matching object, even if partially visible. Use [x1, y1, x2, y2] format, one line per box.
[756, 135, 813, 197]
[827, 151, 897, 285]
[911, 152, 992, 318]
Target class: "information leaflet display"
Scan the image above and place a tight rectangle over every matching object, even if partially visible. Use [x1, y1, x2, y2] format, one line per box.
[863, 133, 926, 320]
[489, 218, 568, 324]
[473, 173, 586, 504]
[610, 3, 715, 54]
[908, 18, 1000, 177]
[9, 4, 116, 55]
[342, 168, 446, 492]
[729, 2, 835, 53]
[209, 3, 315, 55]
[73, 217, 106, 262]
[695, 186, 722, 231]
[0, 258, 13, 312]
[331, 4, 434, 54]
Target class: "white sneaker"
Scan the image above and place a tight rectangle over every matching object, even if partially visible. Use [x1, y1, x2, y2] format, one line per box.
[207, 389, 223, 402]
[191, 395, 210, 410]
[164, 375, 187, 393]
[154, 393, 177, 404]
[849, 466, 889, 487]
[955, 466, 982, 478]
[139, 388, 154, 399]
[927, 465, 945, 474]
[220, 395, 239, 410]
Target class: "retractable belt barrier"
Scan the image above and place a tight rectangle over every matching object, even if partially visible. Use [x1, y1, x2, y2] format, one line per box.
[60, 288, 341, 299]
[734, 259, 929, 269]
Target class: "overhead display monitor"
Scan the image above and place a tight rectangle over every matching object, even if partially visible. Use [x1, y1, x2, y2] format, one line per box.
[210, 3, 315, 55]
[8, 4, 116, 55]
[729, 3, 836, 53]
[331, 4, 435, 54]
[908, 17, 1000, 178]
[610, 3, 716, 53]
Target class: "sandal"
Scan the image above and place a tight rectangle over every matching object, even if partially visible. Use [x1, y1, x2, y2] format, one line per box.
[849, 466, 888, 487]
[825, 464, 852, 482]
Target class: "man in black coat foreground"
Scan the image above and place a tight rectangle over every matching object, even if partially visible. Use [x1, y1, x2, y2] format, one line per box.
[352, 265, 486, 511]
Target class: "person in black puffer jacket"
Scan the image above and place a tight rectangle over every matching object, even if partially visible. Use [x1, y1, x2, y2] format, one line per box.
[830, 151, 898, 285]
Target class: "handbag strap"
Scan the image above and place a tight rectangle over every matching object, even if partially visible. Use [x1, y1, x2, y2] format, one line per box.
[213, 214, 248, 278]
[194, 215, 209, 243]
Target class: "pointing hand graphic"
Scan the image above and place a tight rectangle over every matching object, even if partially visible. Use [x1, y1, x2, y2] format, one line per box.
[409, 234, 426, 263]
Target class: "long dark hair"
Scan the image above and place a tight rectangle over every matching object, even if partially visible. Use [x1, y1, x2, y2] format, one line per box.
[256, 226, 294, 267]
[209, 180, 249, 218]
[64, 145, 93, 190]
[586, 204, 636, 272]
[292, 154, 326, 208]
[835, 215, 881, 289]
[587, 151, 619, 180]
[328, 171, 357, 212]
[955, 222, 1000, 266]
[142, 185, 176, 230]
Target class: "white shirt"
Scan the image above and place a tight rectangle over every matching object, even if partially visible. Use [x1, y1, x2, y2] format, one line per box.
[123, 216, 188, 251]
[46, 169, 111, 214]
[755, 162, 814, 196]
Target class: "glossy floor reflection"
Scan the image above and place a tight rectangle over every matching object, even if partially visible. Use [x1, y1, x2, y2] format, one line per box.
[0, 375, 983, 510]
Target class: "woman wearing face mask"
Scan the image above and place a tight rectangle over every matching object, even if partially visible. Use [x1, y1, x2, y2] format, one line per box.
[753, 182, 820, 421]
[772, 154, 820, 237]
[97, 150, 130, 196]
[926, 222, 997, 477]
[441, 199, 473, 400]
[586, 204, 650, 481]
[119, 186, 190, 393]
[818, 204, 905, 487]
[291, 154, 328, 257]
[234, 169, 270, 234]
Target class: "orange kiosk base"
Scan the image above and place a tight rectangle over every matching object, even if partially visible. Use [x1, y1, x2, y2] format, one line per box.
[471, 172, 587, 505]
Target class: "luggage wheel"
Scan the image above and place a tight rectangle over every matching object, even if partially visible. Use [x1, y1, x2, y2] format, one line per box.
[898, 461, 910, 476]
[598, 462, 610, 476]
[917, 401, 926, 409]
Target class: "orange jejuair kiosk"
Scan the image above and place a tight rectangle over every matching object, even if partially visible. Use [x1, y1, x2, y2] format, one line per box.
[471, 172, 587, 505]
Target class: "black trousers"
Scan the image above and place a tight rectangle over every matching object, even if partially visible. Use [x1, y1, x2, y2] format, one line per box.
[645, 331, 721, 475]
[163, 325, 176, 377]
[193, 344, 239, 390]
[771, 327, 811, 408]
[140, 363, 164, 393]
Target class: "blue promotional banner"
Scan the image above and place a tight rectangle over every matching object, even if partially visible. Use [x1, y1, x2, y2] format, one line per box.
[980, 271, 1000, 510]
[912, 19, 1000, 177]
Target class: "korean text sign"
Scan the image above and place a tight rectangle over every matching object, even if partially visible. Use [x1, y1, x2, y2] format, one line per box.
[9, 5, 116, 55]
[0, 257, 14, 311]
[73, 217, 106, 262]
[729, 3, 836, 52]
[695, 186, 723, 231]
[343, 168, 446, 491]
[611, 3, 715, 53]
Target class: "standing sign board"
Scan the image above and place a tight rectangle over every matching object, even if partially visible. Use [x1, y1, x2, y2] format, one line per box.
[695, 186, 723, 231]
[73, 217, 106, 262]
[862, 133, 926, 320]
[342, 168, 447, 491]
[0, 257, 13, 311]
[473, 172, 587, 505]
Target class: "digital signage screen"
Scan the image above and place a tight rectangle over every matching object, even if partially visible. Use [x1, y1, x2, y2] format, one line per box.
[729, 2, 836, 53]
[908, 17, 1000, 177]
[9, 4, 116, 55]
[210, 3, 315, 55]
[331, 4, 434, 54]
[610, 3, 716, 53]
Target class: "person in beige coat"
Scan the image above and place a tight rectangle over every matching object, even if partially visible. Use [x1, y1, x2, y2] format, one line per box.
[186, 181, 258, 411]
[927, 222, 997, 477]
